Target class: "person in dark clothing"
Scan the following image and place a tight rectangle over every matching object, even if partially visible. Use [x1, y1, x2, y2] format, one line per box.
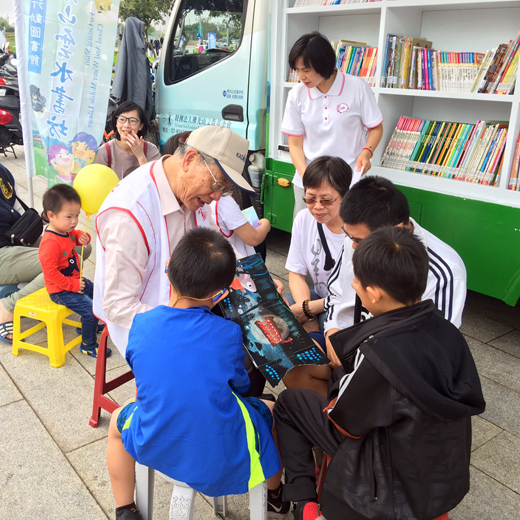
[274, 226, 485, 520]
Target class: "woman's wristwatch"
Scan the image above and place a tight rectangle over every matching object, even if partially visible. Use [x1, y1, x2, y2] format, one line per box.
[302, 299, 317, 321]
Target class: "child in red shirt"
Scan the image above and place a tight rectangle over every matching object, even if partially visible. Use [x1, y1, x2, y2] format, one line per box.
[39, 184, 110, 358]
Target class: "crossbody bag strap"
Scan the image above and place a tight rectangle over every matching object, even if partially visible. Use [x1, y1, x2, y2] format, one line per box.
[317, 222, 335, 271]
[105, 141, 112, 168]
[15, 194, 30, 212]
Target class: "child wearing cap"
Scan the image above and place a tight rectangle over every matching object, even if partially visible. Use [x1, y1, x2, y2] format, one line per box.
[106, 228, 290, 520]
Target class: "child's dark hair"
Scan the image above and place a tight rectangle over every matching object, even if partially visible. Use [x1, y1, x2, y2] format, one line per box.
[353, 226, 428, 305]
[288, 32, 336, 80]
[162, 131, 191, 156]
[303, 156, 352, 198]
[340, 176, 410, 231]
[42, 184, 81, 219]
[112, 101, 148, 140]
[167, 228, 236, 300]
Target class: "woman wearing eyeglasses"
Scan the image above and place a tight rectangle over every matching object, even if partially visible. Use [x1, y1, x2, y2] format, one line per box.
[283, 156, 352, 395]
[94, 101, 161, 179]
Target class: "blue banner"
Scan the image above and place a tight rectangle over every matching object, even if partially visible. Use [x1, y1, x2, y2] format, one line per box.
[23, 0, 119, 186]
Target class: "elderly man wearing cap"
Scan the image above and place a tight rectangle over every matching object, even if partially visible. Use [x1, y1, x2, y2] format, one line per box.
[94, 126, 260, 358]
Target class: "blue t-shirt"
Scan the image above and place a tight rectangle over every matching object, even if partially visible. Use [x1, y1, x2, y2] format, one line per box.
[122, 305, 280, 496]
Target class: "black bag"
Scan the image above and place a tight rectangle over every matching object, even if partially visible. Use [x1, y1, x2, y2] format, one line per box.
[5, 196, 43, 246]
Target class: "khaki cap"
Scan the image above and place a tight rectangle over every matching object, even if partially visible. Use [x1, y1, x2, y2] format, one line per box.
[186, 126, 256, 196]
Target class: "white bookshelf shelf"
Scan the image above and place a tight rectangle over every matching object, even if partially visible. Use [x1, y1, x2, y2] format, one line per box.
[269, 0, 520, 203]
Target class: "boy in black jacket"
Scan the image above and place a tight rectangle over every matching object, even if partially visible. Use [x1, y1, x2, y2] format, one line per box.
[274, 226, 485, 520]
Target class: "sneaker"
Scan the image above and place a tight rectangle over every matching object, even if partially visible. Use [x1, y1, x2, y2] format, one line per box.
[115, 506, 143, 519]
[267, 484, 291, 519]
[293, 501, 326, 520]
[80, 343, 112, 358]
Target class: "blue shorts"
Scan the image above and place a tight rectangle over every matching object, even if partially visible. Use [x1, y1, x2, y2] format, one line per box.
[117, 401, 137, 433]
[244, 396, 274, 430]
[116, 397, 273, 433]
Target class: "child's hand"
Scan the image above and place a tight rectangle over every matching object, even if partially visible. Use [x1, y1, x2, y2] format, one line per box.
[78, 278, 86, 294]
[78, 233, 89, 246]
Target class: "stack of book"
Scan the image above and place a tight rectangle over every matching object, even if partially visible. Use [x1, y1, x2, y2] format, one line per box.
[293, 0, 381, 6]
[471, 32, 520, 94]
[335, 40, 378, 86]
[381, 30, 520, 94]
[381, 115, 508, 185]
[509, 132, 520, 191]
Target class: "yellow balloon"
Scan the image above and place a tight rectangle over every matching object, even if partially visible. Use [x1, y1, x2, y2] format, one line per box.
[73, 164, 119, 215]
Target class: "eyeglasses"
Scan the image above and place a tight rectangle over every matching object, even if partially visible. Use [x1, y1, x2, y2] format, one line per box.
[341, 225, 363, 245]
[202, 157, 233, 197]
[302, 197, 338, 207]
[117, 116, 140, 126]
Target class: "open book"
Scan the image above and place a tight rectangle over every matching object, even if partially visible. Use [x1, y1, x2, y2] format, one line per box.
[219, 254, 330, 386]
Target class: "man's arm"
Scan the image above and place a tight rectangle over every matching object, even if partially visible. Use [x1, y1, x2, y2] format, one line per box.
[98, 211, 154, 330]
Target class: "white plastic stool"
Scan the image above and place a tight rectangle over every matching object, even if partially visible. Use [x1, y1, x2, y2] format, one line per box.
[135, 463, 267, 520]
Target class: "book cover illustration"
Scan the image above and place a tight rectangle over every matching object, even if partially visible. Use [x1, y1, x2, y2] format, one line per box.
[242, 206, 260, 228]
[220, 254, 329, 386]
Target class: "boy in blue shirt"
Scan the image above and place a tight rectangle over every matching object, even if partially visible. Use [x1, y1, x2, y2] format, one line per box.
[107, 228, 289, 519]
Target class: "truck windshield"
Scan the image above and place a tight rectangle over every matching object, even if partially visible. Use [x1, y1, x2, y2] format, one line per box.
[165, 0, 246, 84]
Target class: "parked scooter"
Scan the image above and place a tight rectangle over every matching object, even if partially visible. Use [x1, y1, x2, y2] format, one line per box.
[0, 54, 23, 156]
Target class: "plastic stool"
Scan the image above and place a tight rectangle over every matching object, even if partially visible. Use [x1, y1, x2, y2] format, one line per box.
[89, 328, 135, 428]
[135, 463, 267, 520]
[0, 284, 21, 299]
[12, 288, 82, 367]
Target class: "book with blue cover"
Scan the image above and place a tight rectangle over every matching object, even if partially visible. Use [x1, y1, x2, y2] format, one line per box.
[219, 254, 330, 386]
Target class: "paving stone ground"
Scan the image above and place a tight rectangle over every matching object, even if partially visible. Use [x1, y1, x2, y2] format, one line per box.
[1, 147, 520, 519]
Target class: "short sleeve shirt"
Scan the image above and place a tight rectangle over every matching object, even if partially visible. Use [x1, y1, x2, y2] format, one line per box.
[285, 209, 344, 298]
[281, 71, 383, 188]
[210, 197, 256, 258]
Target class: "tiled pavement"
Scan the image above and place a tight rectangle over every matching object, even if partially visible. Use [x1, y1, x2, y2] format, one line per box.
[1, 147, 520, 519]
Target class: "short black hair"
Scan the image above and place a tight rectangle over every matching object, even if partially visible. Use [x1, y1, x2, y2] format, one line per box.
[288, 32, 336, 80]
[112, 101, 148, 140]
[303, 156, 352, 198]
[353, 226, 428, 305]
[162, 131, 191, 156]
[167, 228, 236, 300]
[42, 184, 81, 218]
[340, 176, 410, 231]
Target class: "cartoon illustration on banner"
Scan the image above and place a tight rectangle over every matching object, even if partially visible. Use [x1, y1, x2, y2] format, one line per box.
[24, 0, 119, 186]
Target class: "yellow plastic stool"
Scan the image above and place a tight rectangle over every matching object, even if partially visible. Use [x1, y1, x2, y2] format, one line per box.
[12, 288, 82, 367]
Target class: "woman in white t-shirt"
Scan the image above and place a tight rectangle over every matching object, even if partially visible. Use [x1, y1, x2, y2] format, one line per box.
[282, 32, 383, 218]
[284, 155, 352, 395]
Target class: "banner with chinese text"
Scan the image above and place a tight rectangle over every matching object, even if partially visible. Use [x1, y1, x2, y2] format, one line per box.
[23, 0, 119, 186]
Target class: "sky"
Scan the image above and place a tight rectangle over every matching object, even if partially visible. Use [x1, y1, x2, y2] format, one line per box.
[4, 0, 15, 25]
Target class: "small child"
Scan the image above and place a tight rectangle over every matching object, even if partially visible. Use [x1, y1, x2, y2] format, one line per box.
[39, 184, 109, 358]
[106, 228, 289, 520]
[274, 226, 485, 520]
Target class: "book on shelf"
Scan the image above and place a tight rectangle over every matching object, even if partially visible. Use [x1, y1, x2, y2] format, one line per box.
[381, 30, 520, 94]
[508, 131, 520, 191]
[331, 40, 377, 86]
[381, 116, 508, 185]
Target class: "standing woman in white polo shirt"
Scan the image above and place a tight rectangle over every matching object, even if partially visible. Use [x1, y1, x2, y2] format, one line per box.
[282, 32, 384, 218]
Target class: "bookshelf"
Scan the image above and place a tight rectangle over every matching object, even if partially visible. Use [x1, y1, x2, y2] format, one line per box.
[266, 0, 520, 303]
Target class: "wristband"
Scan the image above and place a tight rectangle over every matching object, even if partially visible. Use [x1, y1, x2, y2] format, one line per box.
[362, 147, 373, 157]
[302, 299, 317, 321]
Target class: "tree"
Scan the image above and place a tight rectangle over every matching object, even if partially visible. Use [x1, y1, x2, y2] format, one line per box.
[0, 16, 14, 32]
[119, 0, 174, 36]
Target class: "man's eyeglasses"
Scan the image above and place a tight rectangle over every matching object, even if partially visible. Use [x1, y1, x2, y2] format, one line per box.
[202, 157, 233, 197]
[302, 197, 338, 207]
[341, 225, 363, 245]
[117, 116, 140, 126]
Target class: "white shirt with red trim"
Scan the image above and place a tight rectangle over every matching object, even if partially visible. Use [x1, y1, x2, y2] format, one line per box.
[94, 157, 219, 355]
[210, 197, 256, 258]
[281, 71, 383, 189]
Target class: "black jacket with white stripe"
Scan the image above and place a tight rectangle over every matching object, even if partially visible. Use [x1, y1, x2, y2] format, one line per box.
[324, 218, 467, 332]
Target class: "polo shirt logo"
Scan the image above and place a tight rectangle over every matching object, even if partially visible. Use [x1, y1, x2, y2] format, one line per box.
[337, 103, 349, 114]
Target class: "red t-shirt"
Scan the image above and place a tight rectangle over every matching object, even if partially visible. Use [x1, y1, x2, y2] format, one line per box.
[38, 228, 91, 294]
